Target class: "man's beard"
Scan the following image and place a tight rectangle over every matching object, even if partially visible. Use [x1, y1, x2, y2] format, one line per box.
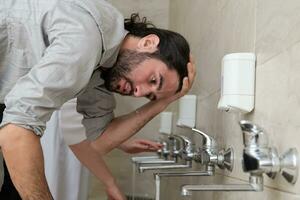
[101, 50, 157, 95]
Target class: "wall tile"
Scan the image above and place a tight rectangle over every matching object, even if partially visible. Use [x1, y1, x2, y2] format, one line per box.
[256, 0, 300, 65]
[89, 0, 300, 199]
[108, 0, 170, 28]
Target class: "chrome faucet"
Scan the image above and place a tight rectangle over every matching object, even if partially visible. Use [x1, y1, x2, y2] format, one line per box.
[166, 135, 183, 162]
[151, 127, 233, 200]
[138, 126, 234, 172]
[191, 127, 234, 172]
[181, 120, 299, 196]
[133, 135, 184, 168]
[132, 138, 176, 166]
[156, 141, 170, 160]
[138, 134, 193, 173]
[241, 120, 298, 183]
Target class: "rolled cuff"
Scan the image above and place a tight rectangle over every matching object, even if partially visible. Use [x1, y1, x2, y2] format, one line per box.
[0, 118, 45, 136]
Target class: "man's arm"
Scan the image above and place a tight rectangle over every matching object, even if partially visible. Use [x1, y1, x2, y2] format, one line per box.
[0, 2, 104, 199]
[69, 140, 126, 200]
[91, 56, 196, 155]
[0, 125, 53, 200]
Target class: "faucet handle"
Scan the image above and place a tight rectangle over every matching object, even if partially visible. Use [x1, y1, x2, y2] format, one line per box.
[173, 135, 193, 150]
[217, 148, 234, 172]
[280, 148, 299, 184]
[239, 120, 268, 148]
[157, 141, 170, 159]
[191, 128, 217, 148]
[239, 120, 263, 133]
[177, 135, 195, 161]
[168, 135, 182, 150]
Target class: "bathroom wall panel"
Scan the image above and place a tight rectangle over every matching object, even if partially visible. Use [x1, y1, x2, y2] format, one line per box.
[108, 0, 170, 29]
[168, 0, 300, 199]
[250, 44, 300, 194]
[193, 92, 222, 145]
[89, 0, 300, 199]
[170, 0, 225, 100]
[255, 0, 300, 65]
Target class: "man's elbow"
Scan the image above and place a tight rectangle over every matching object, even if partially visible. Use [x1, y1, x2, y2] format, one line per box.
[0, 124, 39, 149]
[90, 140, 112, 156]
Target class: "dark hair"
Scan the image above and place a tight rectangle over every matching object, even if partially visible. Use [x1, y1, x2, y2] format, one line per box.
[124, 13, 190, 92]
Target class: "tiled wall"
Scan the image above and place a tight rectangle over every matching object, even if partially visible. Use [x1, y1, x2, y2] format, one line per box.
[90, 1, 300, 200]
[169, 0, 300, 200]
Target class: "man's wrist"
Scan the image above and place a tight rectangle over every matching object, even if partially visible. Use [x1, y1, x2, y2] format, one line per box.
[104, 177, 118, 188]
[117, 142, 127, 152]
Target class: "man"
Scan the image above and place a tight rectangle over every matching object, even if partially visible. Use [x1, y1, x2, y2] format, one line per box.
[42, 98, 164, 200]
[0, 0, 195, 199]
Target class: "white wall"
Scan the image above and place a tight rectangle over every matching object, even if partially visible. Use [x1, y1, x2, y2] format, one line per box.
[169, 0, 300, 200]
[90, 1, 300, 199]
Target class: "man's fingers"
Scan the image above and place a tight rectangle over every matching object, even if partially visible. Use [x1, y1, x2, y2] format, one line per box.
[187, 56, 196, 87]
[135, 143, 159, 152]
[137, 139, 163, 149]
[180, 77, 189, 94]
[179, 55, 196, 95]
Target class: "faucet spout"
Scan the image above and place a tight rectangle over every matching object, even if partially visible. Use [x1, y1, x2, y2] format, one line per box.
[181, 184, 257, 195]
[132, 156, 176, 166]
[136, 160, 176, 165]
[138, 161, 192, 173]
[131, 156, 160, 163]
[192, 128, 217, 148]
[154, 170, 213, 177]
[154, 170, 214, 200]
[181, 174, 263, 196]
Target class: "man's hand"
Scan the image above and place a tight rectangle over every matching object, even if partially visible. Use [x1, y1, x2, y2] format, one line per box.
[105, 181, 127, 200]
[119, 139, 162, 154]
[179, 54, 196, 95]
[70, 140, 127, 200]
[160, 54, 196, 104]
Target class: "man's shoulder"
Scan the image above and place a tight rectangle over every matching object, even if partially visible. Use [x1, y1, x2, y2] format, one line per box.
[73, 0, 127, 49]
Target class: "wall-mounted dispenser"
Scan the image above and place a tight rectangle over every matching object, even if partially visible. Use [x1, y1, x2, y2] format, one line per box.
[177, 95, 197, 128]
[159, 112, 173, 135]
[218, 53, 256, 113]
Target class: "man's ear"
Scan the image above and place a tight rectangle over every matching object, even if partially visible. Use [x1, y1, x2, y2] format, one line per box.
[137, 34, 160, 53]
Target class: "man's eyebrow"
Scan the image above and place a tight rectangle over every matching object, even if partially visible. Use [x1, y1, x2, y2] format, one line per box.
[157, 74, 164, 91]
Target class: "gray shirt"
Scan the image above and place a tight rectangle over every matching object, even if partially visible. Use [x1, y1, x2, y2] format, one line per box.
[0, 0, 127, 139]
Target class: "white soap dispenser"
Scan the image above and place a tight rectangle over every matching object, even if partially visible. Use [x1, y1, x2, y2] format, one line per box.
[159, 112, 173, 135]
[217, 53, 256, 113]
[176, 95, 197, 128]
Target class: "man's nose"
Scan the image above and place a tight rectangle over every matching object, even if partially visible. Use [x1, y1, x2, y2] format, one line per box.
[134, 85, 150, 97]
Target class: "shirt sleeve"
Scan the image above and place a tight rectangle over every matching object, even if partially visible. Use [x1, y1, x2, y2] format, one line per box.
[1, 1, 103, 136]
[76, 69, 116, 140]
[58, 98, 87, 145]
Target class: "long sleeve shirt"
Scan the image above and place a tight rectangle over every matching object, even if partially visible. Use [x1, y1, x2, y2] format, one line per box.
[0, 0, 127, 139]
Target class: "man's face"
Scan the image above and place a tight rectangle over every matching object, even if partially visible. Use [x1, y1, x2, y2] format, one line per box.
[103, 50, 179, 100]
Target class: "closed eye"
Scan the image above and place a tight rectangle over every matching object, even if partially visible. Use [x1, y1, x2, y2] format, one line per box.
[157, 74, 163, 91]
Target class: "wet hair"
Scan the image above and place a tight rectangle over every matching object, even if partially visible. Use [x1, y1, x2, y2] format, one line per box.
[124, 13, 190, 92]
